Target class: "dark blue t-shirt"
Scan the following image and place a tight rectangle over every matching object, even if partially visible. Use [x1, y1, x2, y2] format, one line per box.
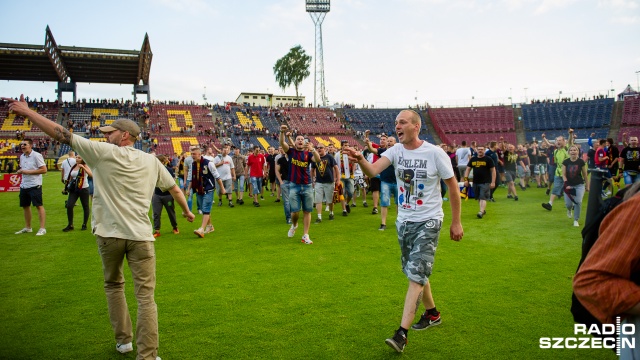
[377, 148, 396, 183]
[287, 148, 313, 185]
[311, 154, 337, 183]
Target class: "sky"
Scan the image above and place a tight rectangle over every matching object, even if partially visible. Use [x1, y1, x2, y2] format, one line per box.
[1, 0, 639, 108]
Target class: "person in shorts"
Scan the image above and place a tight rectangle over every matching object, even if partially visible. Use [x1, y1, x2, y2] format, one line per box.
[620, 136, 640, 186]
[342, 110, 463, 353]
[463, 145, 496, 219]
[15, 138, 47, 236]
[310, 144, 339, 222]
[280, 125, 321, 244]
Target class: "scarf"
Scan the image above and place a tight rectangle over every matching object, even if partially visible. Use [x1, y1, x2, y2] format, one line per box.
[191, 158, 205, 195]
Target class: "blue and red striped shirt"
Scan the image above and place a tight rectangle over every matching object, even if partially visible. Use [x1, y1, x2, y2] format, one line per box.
[287, 148, 313, 184]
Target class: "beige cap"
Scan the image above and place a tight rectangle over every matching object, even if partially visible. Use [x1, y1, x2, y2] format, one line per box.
[99, 118, 141, 138]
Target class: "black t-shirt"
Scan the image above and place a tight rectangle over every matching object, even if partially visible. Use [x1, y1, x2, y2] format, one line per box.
[527, 148, 538, 165]
[467, 156, 495, 184]
[155, 165, 175, 196]
[276, 155, 289, 181]
[311, 154, 337, 183]
[608, 146, 620, 172]
[266, 154, 277, 176]
[621, 146, 640, 173]
[562, 158, 585, 186]
[504, 150, 518, 172]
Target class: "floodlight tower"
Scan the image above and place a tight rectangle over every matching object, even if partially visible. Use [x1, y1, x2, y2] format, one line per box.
[306, 0, 330, 107]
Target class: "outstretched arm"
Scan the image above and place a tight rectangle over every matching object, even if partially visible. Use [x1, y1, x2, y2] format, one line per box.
[3, 95, 73, 145]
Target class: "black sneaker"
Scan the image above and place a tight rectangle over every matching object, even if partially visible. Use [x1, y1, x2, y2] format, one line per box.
[81, 224, 87, 231]
[315, 218, 322, 224]
[477, 211, 484, 219]
[275, 199, 281, 202]
[545, 188, 550, 196]
[372, 207, 378, 214]
[329, 213, 334, 220]
[379, 224, 386, 231]
[342, 210, 348, 217]
[260, 196, 264, 200]
[351, 203, 356, 207]
[363, 202, 368, 208]
[62, 225, 74, 232]
[514, 196, 519, 201]
[239, 199, 245, 205]
[253, 201, 260, 207]
[489, 198, 495, 202]
[385, 330, 407, 353]
[218, 201, 222, 207]
[229, 201, 234, 208]
[542, 202, 552, 211]
[411, 312, 442, 331]
[346, 205, 351, 214]
[507, 194, 513, 199]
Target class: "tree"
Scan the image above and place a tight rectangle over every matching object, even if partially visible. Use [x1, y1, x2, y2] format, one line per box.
[273, 45, 311, 104]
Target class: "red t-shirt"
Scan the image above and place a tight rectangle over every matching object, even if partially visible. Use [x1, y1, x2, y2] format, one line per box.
[247, 153, 266, 177]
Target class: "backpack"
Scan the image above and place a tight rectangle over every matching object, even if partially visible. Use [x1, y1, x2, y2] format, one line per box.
[571, 185, 640, 334]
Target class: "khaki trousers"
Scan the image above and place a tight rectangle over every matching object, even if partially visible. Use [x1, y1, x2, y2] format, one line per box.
[96, 236, 158, 360]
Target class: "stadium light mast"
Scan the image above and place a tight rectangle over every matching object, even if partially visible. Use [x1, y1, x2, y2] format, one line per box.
[306, 0, 330, 107]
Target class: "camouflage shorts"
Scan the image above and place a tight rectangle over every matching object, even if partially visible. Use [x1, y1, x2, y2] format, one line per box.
[396, 219, 442, 285]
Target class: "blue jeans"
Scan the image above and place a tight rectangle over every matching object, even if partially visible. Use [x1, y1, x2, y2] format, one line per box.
[288, 183, 313, 213]
[234, 175, 245, 193]
[380, 181, 398, 207]
[250, 177, 263, 195]
[196, 191, 213, 214]
[624, 171, 640, 185]
[280, 180, 291, 221]
[564, 184, 585, 221]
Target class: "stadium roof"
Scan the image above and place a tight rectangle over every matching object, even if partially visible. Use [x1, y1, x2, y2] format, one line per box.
[0, 26, 152, 85]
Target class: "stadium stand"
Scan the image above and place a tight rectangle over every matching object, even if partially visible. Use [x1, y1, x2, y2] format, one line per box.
[285, 108, 342, 134]
[622, 95, 640, 125]
[429, 106, 516, 145]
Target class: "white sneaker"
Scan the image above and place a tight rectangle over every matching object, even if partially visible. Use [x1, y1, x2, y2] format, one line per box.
[204, 224, 214, 234]
[116, 342, 133, 353]
[287, 225, 298, 238]
[194, 228, 205, 238]
[36, 228, 46, 236]
[301, 234, 313, 244]
[573, 221, 580, 227]
[15, 228, 32, 234]
[325, 205, 329, 212]
[567, 209, 572, 218]
[198, 210, 203, 215]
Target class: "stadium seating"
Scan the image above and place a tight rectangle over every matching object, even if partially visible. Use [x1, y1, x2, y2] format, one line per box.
[521, 98, 613, 130]
[622, 96, 640, 125]
[285, 108, 342, 134]
[428, 106, 516, 146]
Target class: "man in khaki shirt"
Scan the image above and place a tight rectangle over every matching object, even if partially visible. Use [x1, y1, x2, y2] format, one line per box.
[4, 94, 195, 360]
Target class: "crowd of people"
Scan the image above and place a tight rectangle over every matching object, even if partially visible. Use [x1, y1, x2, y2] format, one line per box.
[4, 92, 640, 359]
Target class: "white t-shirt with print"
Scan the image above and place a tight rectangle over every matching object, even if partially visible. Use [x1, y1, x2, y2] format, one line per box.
[214, 154, 235, 181]
[381, 142, 455, 223]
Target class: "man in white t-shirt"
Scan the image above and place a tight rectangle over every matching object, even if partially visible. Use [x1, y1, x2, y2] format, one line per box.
[60, 150, 76, 184]
[214, 144, 236, 207]
[15, 138, 47, 236]
[455, 141, 472, 179]
[5, 94, 195, 360]
[343, 109, 463, 353]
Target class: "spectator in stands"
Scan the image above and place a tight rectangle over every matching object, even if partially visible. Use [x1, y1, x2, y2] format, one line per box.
[214, 145, 235, 208]
[455, 141, 472, 180]
[341, 109, 463, 353]
[14, 138, 47, 236]
[191, 147, 226, 238]
[561, 145, 589, 227]
[246, 145, 266, 207]
[152, 155, 179, 237]
[63, 155, 92, 232]
[231, 146, 247, 205]
[310, 143, 339, 223]
[464, 145, 496, 219]
[542, 131, 573, 211]
[5, 95, 194, 360]
[620, 136, 640, 186]
[280, 125, 321, 244]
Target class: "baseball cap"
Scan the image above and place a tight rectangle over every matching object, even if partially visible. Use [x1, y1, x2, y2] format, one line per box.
[99, 119, 141, 138]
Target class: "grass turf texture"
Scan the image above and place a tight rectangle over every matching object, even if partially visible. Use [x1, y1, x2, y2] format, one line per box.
[0, 173, 616, 359]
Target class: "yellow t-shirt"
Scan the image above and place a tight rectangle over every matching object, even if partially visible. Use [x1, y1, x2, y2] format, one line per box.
[71, 135, 176, 241]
